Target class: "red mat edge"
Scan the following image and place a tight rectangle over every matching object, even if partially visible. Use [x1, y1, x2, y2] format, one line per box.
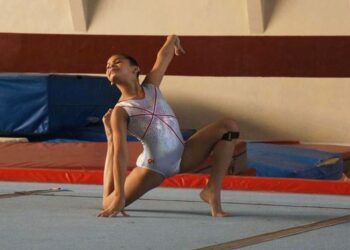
[1, 167, 349, 196]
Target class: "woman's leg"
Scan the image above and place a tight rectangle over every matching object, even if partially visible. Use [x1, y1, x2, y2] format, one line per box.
[102, 113, 164, 210]
[179, 117, 239, 217]
[102, 145, 164, 210]
[102, 166, 164, 209]
[124, 167, 164, 207]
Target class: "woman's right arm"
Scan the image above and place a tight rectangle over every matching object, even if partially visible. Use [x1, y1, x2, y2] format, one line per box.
[142, 35, 185, 88]
[98, 107, 129, 217]
[110, 107, 129, 198]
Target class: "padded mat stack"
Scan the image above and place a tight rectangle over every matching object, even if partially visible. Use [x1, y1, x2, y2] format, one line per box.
[1, 74, 349, 195]
[247, 143, 343, 180]
[0, 74, 119, 141]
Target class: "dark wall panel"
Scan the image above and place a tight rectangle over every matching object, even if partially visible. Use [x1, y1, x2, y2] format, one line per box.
[0, 33, 349, 77]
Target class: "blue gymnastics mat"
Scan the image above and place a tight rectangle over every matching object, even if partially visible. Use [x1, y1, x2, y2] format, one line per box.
[247, 143, 343, 180]
[0, 74, 119, 135]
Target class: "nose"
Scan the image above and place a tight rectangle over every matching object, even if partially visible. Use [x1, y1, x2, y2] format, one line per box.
[106, 65, 114, 72]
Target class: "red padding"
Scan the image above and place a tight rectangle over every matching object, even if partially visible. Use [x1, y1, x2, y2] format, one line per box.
[1, 167, 349, 196]
[0, 168, 103, 184]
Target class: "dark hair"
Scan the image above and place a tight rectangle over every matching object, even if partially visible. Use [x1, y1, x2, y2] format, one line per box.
[117, 54, 140, 77]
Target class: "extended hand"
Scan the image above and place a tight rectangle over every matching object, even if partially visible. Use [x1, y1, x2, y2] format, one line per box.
[97, 195, 129, 218]
[174, 36, 186, 56]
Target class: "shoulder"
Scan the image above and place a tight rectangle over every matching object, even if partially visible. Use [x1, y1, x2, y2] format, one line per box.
[110, 106, 128, 128]
[141, 83, 161, 96]
[141, 82, 152, 88]
[141, 82, 159, 90]
[112, 106, 128, 118]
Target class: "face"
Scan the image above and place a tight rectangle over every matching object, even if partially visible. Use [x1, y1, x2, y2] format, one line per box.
[106, 55, 139, 85]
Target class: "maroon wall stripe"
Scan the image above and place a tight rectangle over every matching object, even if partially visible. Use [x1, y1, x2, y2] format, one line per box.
[0, 33, 349, 77]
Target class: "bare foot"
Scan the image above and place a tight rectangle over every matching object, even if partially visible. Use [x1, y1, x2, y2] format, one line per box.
[200, 187, 230, 217]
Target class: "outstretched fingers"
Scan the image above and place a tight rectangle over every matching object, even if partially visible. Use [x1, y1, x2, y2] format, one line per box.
[97, 209, 130, 218]
[174, 37, 185, 56]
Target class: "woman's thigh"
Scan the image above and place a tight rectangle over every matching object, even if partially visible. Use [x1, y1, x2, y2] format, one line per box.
[179, 118, 239, 173]
[124, 167, 164, 207]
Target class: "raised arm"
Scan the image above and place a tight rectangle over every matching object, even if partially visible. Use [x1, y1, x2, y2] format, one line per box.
[142, 35, 185, 88]
[98, 106, 129, 217]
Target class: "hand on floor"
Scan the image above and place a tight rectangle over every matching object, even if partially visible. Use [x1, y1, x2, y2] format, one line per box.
[97, 195, 129, 218]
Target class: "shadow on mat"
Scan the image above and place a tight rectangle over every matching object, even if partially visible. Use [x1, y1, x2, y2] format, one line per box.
[231, 211, 341, 222]
[125, 208, 211, 217]
[125, 208, 344, 222]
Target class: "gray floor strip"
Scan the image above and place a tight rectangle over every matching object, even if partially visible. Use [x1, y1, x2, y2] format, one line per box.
[195, 214, 350, 250]
[0, 188, 64, 199]
[34, 193, 350, 211]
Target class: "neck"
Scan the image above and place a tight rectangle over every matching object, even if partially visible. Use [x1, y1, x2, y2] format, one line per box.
[116, 79, 142, 100]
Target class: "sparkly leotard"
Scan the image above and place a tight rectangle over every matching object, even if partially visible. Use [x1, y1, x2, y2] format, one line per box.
[115, 83, 185, 177]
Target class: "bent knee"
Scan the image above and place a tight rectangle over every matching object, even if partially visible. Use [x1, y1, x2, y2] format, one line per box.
[219, 117, 239, 132]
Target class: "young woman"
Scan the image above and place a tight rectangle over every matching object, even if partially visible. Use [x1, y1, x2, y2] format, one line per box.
[98, 35, 239, 218]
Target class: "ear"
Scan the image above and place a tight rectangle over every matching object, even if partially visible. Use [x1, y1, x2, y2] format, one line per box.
[134, 66, 140, 76]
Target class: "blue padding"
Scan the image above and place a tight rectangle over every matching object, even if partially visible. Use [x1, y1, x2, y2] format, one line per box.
[180, 128, 197, 141]
[0, 75, 49, 134]
[42, 127, 197, 143]
[247, 143, 343, 180]
[0, 74, 197, 143]
[48, 75, 119, 132]
[0, 74, 120, 135]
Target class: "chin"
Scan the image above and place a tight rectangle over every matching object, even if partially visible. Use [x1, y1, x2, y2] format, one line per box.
[108, 75, 118, 85]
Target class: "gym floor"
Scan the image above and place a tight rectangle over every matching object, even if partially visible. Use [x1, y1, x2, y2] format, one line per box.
[1, 181, 350, 250]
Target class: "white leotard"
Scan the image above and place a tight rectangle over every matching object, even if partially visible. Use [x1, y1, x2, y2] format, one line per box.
[115, 83, 185, 177]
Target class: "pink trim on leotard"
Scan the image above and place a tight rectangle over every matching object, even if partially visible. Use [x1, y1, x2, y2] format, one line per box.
[140, 86, 158, 139]
[117, 85, 184, 145]
[154, 116, 185, 145]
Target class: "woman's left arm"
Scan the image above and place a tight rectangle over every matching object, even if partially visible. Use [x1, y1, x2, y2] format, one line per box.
[142, 35, 185, 88]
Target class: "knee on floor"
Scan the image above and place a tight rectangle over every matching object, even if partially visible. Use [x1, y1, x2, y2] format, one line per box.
[219, 117, 239, 133]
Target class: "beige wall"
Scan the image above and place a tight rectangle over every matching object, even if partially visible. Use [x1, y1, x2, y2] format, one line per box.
[159, 76, 350, 144]
[1, 0, 349, 144]
[0, 0, 350, 35]
[0, 0, 73, 34]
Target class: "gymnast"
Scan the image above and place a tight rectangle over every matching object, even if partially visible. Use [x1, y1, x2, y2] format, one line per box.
[98, 35, 240, 218]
